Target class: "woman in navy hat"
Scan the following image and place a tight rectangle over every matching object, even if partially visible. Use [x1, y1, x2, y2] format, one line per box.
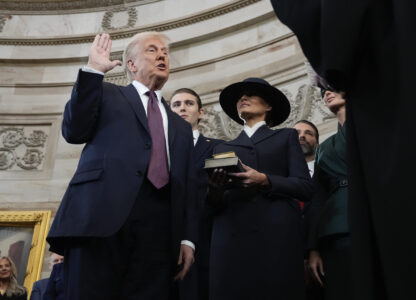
[208, 78, 314, 299]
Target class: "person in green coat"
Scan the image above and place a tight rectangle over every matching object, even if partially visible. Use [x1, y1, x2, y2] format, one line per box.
[307, 73, 349, 300]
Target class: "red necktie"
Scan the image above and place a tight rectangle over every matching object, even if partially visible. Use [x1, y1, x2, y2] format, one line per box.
[146, 91, 169, 188]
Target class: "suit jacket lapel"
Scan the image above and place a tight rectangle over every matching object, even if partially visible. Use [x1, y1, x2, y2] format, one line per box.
[224, 130, 254, 149]
[120, 84, 150, 134]
[250, 125, 277, 144]
[194, 134, 212, 162]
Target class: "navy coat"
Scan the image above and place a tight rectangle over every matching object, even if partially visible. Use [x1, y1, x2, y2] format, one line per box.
[30, 278, 48, 300]
[208, 126, 313, 300]
[193, 134, 223, 265]
[47, 70, 197, 261]
[194, 134, 223, 299]
[43, 263, 64, 300]
[179, 134, 223, 300]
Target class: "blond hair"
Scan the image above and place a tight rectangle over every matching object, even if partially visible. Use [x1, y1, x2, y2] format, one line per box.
[0, 257, 26, 297]
[123, 31, 170, 82]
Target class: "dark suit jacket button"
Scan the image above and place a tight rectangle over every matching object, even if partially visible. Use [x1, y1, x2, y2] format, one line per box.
[136, 171, 142, 176]
[145, 143, 151, 149]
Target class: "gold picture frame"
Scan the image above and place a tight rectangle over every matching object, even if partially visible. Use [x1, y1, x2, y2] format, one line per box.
[0, 210, 51, 296]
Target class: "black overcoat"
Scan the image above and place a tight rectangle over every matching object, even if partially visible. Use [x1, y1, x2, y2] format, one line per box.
[209, 126, 313, 300]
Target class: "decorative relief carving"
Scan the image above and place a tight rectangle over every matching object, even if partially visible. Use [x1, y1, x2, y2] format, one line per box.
[0, 15, 7, 33]
[17, 149, 44, 170]
[1, 128, 24, 149]
[102, 7, 137, 31]
[0, 126, 49, 171]
[279, 84, 333, 129]
[0, 148, 15, 170]
[199, 104, 242, 141]
[24, 130, 48, 147]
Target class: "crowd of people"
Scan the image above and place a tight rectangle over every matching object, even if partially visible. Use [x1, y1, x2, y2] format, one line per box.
[35, 24, 356, 299]
[3, 0, 414, 299]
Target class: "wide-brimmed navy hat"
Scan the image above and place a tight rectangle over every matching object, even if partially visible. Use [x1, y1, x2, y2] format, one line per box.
[219, 77, 290, 127]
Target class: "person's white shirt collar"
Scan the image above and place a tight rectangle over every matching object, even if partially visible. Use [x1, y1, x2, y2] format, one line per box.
[132, 80, 163, 104]
[193, 130, 200, 146]
[243, 121, 266, 138]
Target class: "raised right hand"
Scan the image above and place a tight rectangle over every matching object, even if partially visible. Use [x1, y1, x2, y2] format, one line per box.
[87, 33, 122, 73]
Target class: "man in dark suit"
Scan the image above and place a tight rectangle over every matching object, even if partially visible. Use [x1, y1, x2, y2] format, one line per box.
[47, 32, 197, 300]
[293, 120, 324, 300]
[270, 1, 416, 299]
[170, 88, 223, 300]
[43, 262, 64, 300]
[30, 253, 64, 300]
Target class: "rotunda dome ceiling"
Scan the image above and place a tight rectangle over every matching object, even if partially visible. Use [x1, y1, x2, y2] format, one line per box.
[0, 0, 157, 13]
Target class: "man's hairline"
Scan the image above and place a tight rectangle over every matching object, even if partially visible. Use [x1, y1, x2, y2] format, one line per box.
[294, 121, 319, 141]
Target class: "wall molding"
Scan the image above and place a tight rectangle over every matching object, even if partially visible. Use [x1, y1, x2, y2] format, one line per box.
[0, 0, 261, 46]
[0, 0, 159, 15]
[0, 12, 277, 64]
[0, 31, 296, 88]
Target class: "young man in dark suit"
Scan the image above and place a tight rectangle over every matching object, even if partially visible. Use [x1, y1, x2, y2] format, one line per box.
[170, 88, 223, 300]
[47, 32, 197, 300]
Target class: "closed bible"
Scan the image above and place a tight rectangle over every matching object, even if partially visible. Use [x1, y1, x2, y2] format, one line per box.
[204, 151, 245, 174]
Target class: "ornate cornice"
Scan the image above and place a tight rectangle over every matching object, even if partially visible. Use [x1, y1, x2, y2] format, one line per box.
[0, 11, 276, 64]
[0, 0, 262, 46]
[0, 31, 296, 88]
[0, 0, 159, 15]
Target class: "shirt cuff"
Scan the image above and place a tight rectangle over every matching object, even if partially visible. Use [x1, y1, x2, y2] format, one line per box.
[81, 66, 104, 76]
[181, 240, 195, 251]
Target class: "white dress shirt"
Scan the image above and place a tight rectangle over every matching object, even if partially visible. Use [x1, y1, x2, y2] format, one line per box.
[307, 160, 315, 177]
[193, 130, 200, 146]
[243, 121, 266, 138]
[81, 66, 194, 251]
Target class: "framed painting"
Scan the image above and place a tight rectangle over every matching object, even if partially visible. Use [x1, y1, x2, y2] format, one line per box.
[0, 210, 51, 295]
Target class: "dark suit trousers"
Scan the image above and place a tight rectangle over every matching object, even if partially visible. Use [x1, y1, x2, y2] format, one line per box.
[63, 179, 174, 300]
[319, 235, 351, 300]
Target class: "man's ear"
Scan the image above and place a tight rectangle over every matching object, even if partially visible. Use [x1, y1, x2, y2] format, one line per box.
[127, 60, 136, 72]
[198, 108, 205, 120]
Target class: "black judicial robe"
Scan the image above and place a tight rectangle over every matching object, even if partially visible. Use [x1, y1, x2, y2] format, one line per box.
[270, 1, 416, 299]
[208, 126, 313, 300]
